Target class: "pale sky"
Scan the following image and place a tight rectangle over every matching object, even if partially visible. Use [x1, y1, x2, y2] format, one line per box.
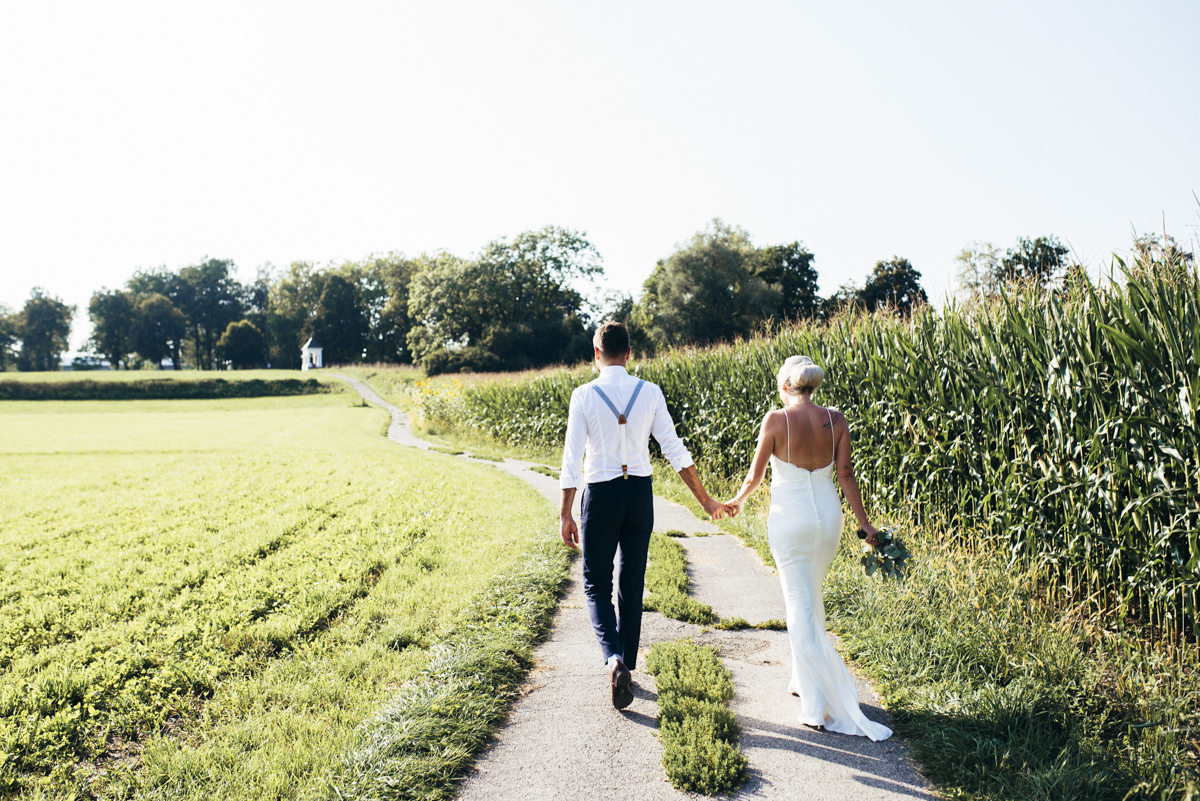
[1, 1, 1197, 353]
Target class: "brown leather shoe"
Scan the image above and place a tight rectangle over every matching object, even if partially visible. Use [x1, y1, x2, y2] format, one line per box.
[611, 661, 634, 709]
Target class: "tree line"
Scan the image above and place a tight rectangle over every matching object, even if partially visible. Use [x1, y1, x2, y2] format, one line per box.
[0, 220, 1099, 374]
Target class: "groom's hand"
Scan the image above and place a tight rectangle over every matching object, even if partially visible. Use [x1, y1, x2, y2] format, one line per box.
[560, 515, 580, 549]
[560, 488, 579, 548]
[701, 497, 726, 520]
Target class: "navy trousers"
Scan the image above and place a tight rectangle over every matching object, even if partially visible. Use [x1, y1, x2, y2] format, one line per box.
[581, 475, 654, 671]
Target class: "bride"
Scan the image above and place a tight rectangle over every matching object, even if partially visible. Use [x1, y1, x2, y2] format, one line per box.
[726, 356, 892, 741]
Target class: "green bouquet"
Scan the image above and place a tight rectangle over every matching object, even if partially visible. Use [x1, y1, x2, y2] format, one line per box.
[856, 527, 912, 580]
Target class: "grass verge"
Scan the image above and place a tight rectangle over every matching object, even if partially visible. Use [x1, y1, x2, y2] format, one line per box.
[326, 538, 572, 801]
[645, 640, 747, 795]
[819, 521, 1200, 801]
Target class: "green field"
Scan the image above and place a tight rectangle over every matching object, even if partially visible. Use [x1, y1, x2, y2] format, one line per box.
[0, 393, 554, 798]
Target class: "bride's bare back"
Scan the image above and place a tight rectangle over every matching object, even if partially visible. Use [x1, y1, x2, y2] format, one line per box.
[768, 403, 843, 471]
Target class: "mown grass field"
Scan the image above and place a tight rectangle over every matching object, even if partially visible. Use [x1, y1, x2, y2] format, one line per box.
[0, 391, 555, 799]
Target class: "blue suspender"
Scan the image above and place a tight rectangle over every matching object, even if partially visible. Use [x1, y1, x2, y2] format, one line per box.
[593, 380, 645, 424]
[593, 380, 645, 478]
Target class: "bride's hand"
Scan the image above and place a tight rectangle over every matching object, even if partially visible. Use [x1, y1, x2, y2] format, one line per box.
[724, 499, 743, 518]
[860, 522, 880, 546]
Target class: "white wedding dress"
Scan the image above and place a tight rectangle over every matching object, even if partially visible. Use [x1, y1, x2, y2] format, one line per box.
[767, 408, 892, 741]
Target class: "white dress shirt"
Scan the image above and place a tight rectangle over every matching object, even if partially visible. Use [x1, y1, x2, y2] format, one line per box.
[560, 365, 694, 489]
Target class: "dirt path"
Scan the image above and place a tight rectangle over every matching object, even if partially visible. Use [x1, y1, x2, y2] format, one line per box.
[331, 374, 933, 800]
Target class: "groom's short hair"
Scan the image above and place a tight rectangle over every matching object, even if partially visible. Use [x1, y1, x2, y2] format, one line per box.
[594, 321, 630, 358]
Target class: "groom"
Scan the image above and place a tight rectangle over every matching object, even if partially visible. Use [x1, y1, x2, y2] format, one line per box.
[560, 321, 728, 709]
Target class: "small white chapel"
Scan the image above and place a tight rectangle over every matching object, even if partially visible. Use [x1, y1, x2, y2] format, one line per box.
[301, 337, 323, 371]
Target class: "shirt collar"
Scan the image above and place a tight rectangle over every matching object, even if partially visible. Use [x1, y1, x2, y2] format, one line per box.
[599, 365, 629, 378]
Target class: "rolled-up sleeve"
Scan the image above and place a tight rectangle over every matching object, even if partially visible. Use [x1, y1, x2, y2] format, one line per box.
[649, 386, 694, 473]
[560, 388, 587, 489]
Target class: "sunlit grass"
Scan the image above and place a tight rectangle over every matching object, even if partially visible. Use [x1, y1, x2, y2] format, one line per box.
[0, 394, 554, 799]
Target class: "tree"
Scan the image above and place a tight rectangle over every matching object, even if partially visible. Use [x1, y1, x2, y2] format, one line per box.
[133, 293, 186, 368]
[306, 274, 368, 364]
[407, 226, 602, 371]
[405, 252, 474, 365]
[334, 253, 420, 363]
[1001, 236, 1069, 286]
[16, 289, 74, 371]
[631, 219, 778, 349]
[241, 265, 273, 363]
[178, 258, 244, 370]
[857, 257, 928, 316]
[819, 281, 863, 319]
[267, 261, 324, 369]
[595, 290, 653, 357]
[1131, 232, 1194, 276]
[752, 242, 820, 320]
[0, 305, 18, 371]
[217, 320, 266, 369]
[87, 289, 137, 368]
[954, 241, 1003, 300]
[127, 268, 189, 368]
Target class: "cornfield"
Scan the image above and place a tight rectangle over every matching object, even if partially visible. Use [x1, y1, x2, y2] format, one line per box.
[462, 262, 1200, 643]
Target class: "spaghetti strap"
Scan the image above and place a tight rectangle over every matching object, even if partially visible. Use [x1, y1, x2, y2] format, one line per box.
[785, 409, 791, 464]
[827, 408, 835, 466]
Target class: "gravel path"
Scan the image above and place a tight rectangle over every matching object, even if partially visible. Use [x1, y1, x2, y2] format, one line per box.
[331, 374, 933, 800]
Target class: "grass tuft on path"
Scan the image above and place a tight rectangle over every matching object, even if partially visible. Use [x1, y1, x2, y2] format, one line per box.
[327, 539, 572, 801]
[645, 640, 747, 795]
[642, 533, 717, 625]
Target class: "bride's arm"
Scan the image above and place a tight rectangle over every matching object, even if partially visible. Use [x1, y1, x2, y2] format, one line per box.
[726, 412, 776, 514]
[833, 412, 879, 544]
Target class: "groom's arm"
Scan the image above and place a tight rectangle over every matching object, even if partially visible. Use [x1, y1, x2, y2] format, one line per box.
[559, 389, 586, 548]
[648, 386, 726, 519]
[677, 464, 726, 520]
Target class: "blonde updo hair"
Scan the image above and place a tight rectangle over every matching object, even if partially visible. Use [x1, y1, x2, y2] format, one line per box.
[777, 355, 824, 395]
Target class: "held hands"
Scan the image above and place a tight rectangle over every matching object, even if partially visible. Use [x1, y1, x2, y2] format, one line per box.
[701, 497, 732, 521]
[723, 499, 744, 519]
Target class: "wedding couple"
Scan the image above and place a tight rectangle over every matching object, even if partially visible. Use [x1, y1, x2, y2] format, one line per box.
[558, 321, 891, 742]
